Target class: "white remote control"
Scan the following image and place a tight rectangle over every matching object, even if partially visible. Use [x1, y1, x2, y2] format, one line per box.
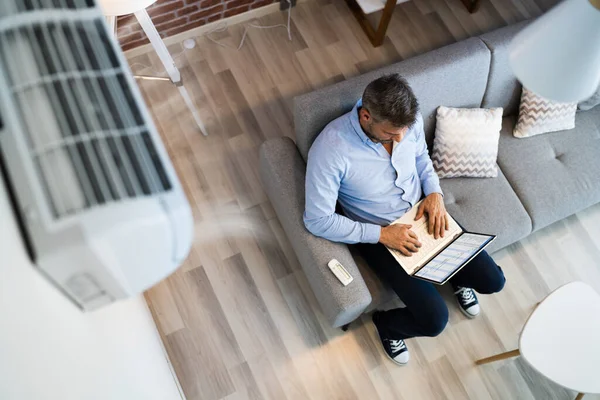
[327, 259, 353, 286]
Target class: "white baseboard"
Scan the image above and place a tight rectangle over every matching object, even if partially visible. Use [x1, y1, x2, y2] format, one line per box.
[124, 0, 310, 59]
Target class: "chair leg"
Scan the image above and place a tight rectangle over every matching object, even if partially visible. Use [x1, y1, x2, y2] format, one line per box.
[575, 393, 585, 400]
[345, 0, 396, 47]
[475, 349, 520, 365]
[372, 0, 396, 47]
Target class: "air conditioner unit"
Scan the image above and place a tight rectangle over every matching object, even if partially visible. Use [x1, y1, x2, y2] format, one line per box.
[0, 0, 193, 310]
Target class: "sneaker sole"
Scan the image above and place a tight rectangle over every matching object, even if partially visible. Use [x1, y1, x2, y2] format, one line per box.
[372, 319, 409, 366]
[455, 298, 479, 319]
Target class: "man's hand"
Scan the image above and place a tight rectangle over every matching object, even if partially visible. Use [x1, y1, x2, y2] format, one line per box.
[379, 224, 422, 257]
[415, 193, 449, 239]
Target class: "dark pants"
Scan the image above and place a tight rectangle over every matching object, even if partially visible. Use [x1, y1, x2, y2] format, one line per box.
[356, 242, 506, 340]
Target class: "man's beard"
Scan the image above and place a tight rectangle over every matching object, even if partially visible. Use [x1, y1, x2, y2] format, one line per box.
[365, 121, 393, 144]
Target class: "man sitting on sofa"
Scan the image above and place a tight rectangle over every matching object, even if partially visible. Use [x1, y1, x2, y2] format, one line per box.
[303, 74, 506, 366]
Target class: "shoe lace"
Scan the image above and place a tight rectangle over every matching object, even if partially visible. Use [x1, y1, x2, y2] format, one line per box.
[456, 287, 475, 303]
[390, 339, 406, 353]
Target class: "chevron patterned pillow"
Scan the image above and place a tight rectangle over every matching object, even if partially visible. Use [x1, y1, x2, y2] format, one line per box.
[432, 106, 503, 178]
[513, 88, 577, 138]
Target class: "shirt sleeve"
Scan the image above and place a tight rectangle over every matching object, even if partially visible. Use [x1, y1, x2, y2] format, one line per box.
[303, 140, 381, 244]
[414, 114, 443, 197]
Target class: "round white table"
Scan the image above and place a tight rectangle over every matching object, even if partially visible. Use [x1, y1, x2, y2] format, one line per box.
[476, 281, 600, 399]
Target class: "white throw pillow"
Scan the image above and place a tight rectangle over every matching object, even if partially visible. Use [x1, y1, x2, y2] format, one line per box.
[513, 88, 577, 138]
[431, 106, 503, 178]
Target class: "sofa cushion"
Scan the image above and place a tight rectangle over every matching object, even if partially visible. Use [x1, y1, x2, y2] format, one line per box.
[294, 38, 491, 161]
[439, 169, 532, 254]
[496, 107, 600, 231]
[480, 21, 529, 117]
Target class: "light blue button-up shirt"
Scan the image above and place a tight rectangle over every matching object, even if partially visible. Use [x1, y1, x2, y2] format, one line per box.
[303, 99, 442, 244]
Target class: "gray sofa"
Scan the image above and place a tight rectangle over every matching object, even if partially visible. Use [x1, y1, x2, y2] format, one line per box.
[259, 22, 600, 328]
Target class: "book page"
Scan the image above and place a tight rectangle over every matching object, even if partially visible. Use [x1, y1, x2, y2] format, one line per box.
[386, 200, 463, 274]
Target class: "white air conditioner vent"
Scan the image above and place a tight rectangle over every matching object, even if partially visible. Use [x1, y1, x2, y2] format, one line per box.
[0, 4, 172, 218]
[0, 0, 193, 310]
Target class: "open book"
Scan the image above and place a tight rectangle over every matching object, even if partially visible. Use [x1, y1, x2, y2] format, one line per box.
[386, 200, 463, 274]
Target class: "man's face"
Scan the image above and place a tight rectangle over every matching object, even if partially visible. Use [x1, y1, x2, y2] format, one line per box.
[359, 108, 409, 144]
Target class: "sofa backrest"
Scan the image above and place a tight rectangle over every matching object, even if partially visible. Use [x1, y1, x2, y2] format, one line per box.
[480, 21, 530, 116]
[293, 37, 492, 161]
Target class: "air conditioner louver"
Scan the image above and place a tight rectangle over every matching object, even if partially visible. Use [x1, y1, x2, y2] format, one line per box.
[0, 1, 171, 218]
[0, 0, 193, 310]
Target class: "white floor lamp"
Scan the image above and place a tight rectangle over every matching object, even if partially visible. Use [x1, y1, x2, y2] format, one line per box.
[99, 0, 208, 136]
[509, 0, 600, 103]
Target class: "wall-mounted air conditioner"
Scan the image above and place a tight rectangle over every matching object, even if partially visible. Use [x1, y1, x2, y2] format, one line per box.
[0, 0, 193, 310]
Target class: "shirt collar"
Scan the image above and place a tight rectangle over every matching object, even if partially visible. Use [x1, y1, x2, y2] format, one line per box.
[350, 98, 370, 144]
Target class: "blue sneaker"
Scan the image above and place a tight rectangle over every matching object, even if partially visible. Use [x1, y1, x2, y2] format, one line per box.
[372, 311, 410, 365]
[454, 286, 480, 318]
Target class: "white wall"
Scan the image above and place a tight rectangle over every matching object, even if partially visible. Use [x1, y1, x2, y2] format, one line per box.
[0, 180, 182, 400]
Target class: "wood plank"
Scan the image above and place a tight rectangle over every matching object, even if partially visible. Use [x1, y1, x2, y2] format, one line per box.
[368, 364, 407, 400]
[292, 1, 340, 49]
[414, 0, 435, 14]
[333, 329, 383, 398]
[294, 47, 345, 89]
[228, 362, 265, 400]
[246, 353, 289, 400]
[428, 0, 471, 41]
[492, 359, 537, 400]
[277, 275, 328, 348]
[429, 355, 471, 399]
[242, 205, 293, 279]
[181, 267, 245, 369]
[196, 33, 232, 74]
[222, 254, 310, 399]
[507, 242, 552, 300]
[443, 0, 484, 36]
[144, 280, 185, 335]
[165, 327, 235, 400]
[513, 357, 574, 400]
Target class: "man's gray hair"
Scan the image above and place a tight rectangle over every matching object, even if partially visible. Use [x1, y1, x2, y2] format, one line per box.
[362, 74, 419, 128]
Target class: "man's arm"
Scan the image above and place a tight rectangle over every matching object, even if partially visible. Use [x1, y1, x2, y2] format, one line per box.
[414, 114, 442, 197]
[413, 114, 449, 238]
[303, 143, 381, 244]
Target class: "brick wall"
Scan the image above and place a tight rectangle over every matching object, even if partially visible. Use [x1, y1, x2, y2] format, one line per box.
[116, 0, 276, 51]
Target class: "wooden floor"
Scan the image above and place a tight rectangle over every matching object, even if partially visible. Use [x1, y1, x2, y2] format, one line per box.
[128, 0, 600, 399]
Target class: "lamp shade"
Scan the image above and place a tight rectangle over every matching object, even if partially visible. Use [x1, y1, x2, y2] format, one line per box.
[509, 0, 600, 103]
[97, 0, 158, 16]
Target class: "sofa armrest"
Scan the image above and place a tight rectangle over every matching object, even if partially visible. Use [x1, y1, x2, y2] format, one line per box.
[259, 137, 372, 327]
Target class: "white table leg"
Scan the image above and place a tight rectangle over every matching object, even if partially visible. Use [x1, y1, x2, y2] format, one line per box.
[134, 9, 208, 136]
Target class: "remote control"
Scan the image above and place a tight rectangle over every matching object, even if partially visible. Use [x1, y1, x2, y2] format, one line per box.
[327, 259, 353, 286]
